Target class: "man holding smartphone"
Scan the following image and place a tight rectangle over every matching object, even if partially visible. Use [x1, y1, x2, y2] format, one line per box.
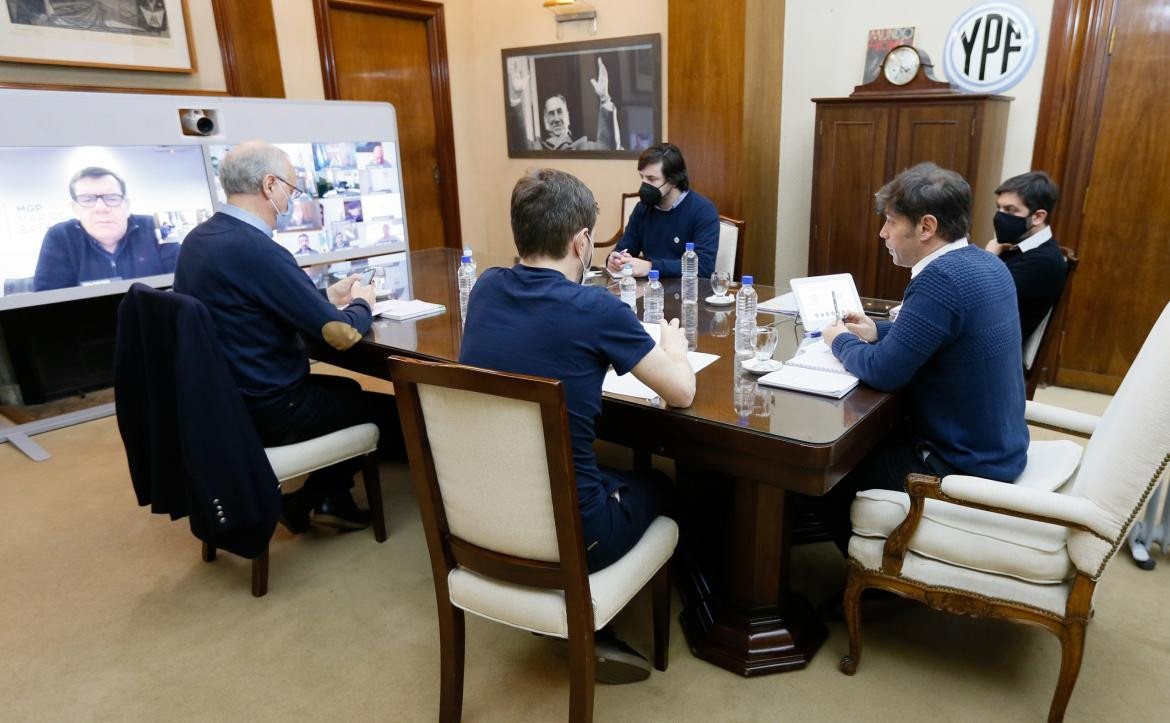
[174, 141, 405, 533]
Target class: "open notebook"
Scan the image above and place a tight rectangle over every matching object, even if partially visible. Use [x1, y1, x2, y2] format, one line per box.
[757, 341, 859, 398]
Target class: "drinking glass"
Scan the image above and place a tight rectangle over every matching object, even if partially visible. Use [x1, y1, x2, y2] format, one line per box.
[752, 325, 778, 362]
[710, 270, 731, 298]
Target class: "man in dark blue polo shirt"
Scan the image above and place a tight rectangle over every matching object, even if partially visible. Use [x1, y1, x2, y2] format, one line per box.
[460, 168, 696, 683]
[33, 167, 179, 291]
[174, 141, 403, 533]
[606, 143, 719, 279]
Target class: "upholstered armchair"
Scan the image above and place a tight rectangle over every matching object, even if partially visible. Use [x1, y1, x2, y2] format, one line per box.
[839, 302, 1170, 722]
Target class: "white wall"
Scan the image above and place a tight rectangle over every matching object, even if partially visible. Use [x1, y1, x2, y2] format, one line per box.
[775, 0, 1053, 284]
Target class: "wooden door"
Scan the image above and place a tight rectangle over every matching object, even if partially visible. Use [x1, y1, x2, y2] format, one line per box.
[878, 103, 976, 300]
[810, 104, 891, 296]
[315, 0, 461, 251]
[1052, 0, 1170, 391]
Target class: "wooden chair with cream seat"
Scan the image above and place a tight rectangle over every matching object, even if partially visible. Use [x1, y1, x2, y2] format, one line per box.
[114, 284, 386, 599]
[1023, 246, 1079, 400]
[838, 301, 1170, 722]
[597, 192, 641, 255]
[716, 215, 746, 278]
[202, 424, 385, 597]
[388, 356, 677, 723]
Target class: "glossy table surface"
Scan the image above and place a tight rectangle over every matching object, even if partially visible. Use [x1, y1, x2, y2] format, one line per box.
[327, 247, 898, 495]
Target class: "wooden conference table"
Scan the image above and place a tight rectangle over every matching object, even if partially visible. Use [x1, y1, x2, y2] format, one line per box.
[310, 248, 902, 677]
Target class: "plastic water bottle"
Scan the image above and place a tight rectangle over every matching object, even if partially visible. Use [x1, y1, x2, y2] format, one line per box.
[735, 275, 758, 356]
[462, 247, 477, 277]
[643, 269, 664, 324]
[681, 242, 698, 303]
[620, 263, 637, 312]
[458, 255, 476, 325]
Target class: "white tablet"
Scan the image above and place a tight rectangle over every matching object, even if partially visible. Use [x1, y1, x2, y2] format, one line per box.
[788, 273, 865, 331]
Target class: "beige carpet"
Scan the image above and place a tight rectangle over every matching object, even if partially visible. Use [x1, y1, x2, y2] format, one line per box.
[1, 383, 1166, 722]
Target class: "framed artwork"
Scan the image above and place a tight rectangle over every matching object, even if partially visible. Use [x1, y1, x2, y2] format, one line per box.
[0, 0, 196, 73]
[502, 33, 661, 159]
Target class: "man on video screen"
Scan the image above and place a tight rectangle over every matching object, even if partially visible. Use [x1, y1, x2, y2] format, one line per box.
[33, 167, 178, 291]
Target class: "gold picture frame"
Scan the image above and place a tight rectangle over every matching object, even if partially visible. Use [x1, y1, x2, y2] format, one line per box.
[0, 0, 196, 74]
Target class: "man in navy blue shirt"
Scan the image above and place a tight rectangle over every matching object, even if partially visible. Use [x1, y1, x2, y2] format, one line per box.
[174, 141, 404, 533]
[33, 167, 178, 291]
[818, 163, 1029, 555]
[460, 168, 695, 683]
[606, 143, 719, 279]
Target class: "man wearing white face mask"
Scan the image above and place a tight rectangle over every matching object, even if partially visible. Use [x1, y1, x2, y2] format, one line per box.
[983, 171, 1068, 344]
[460, 168, 694, 684]
[174, 141, 406, 534]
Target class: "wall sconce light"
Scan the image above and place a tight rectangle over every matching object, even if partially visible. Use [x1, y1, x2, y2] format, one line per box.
[544, 0, 597, 39]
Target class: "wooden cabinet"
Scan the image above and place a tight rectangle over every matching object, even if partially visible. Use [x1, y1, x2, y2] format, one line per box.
[808, 94, 1010, 300]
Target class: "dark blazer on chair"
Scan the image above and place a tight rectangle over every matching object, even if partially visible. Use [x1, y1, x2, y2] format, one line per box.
[115, 283, 279, 559]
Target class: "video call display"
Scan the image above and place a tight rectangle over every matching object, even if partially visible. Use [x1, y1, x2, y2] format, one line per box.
[207, 141, 406, 260]
[0, 140, 405, 307]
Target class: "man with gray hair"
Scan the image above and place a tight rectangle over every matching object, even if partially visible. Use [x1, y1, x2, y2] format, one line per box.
[174, 141, 404, 533]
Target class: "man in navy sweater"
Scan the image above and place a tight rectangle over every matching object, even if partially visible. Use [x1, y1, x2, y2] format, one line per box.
[606, 143, 719, 279]
[818, 162, 1029, 554]
[983, 171, 1069, 345]
[174, 141, 402, 533]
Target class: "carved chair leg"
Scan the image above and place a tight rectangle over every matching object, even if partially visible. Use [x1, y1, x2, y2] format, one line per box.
[363, 454, 387, 543]
[1048, 622, 1086, 723]
[437, 600, 465, 723]
[567, 625, 596, 723]
[839, 563, 865, 675]
[251, 547, 269, 598]
[201, 542, 216, 563]
[651, 563, 670, 672]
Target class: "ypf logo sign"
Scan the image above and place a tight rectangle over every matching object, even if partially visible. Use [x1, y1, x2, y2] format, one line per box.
[944, 2, 1038, 94]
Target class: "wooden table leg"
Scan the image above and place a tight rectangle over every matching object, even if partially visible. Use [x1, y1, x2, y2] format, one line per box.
[676, 472, 827, 676]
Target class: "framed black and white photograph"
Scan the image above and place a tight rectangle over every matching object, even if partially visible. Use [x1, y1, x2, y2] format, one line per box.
[0, 0, 195, 73]
[502, 33, 661, 159]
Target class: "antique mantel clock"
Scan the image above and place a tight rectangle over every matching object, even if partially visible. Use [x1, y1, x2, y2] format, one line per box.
[852, 45, 954, 96]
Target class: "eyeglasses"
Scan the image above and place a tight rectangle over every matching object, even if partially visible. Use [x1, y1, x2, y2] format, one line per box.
[273, 175, 306, 201]
[73, 193, 126, 208]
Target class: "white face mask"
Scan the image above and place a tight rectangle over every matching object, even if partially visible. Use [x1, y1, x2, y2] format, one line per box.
[578, 229, 594, 284]
[267, 179, 293, 225]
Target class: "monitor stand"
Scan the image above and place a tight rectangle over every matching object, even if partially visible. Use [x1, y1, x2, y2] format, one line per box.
[0, 403, 115, 461]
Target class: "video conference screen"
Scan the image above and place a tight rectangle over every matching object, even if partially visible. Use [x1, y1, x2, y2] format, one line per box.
[206, 141, 406, 259]
[0, 140, 406, 309]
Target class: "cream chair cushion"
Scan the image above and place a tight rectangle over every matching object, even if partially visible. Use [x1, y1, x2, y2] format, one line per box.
[418, 385, 561, 562]
[447, 516, 678, 637]
[715, 220, 739, 276]
[264, 423, 379, 481]
[851, 488, 1073, 584]
[1016, 440, 1083, 492]
[848, 536, 1073, 616]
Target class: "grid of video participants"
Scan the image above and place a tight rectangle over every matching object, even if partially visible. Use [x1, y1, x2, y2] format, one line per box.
[208, 141, 405, 260]
[0, 145, 213, 297]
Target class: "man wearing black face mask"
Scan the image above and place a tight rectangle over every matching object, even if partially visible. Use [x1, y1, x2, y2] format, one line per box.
[606, 143, 719, 279]
[984, 171, 1068, 343]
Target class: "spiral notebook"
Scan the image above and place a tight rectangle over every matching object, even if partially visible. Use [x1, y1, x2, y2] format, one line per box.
[757, 342, 859, 398]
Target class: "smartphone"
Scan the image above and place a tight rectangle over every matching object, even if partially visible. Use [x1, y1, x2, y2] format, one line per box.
[358, 268, 376, 286]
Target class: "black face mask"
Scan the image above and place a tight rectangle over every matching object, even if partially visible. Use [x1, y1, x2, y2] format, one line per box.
[639, 181, 667, 206]
[993, 211, 1031, 244]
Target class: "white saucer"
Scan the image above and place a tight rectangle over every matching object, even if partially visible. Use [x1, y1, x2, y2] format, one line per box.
[706, 294, 734, 306]
[741, 358, 782, 374]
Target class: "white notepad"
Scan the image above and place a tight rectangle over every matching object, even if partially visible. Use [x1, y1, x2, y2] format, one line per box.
[603, 352, 719, 400]
[371, 298, 446, 321]
[757, 291, 799, 315]
[757, 366, 859, 399]
[785, 340, 849, 375]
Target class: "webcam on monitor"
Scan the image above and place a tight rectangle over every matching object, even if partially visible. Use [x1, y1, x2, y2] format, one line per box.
[179, 108, 218, 137]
